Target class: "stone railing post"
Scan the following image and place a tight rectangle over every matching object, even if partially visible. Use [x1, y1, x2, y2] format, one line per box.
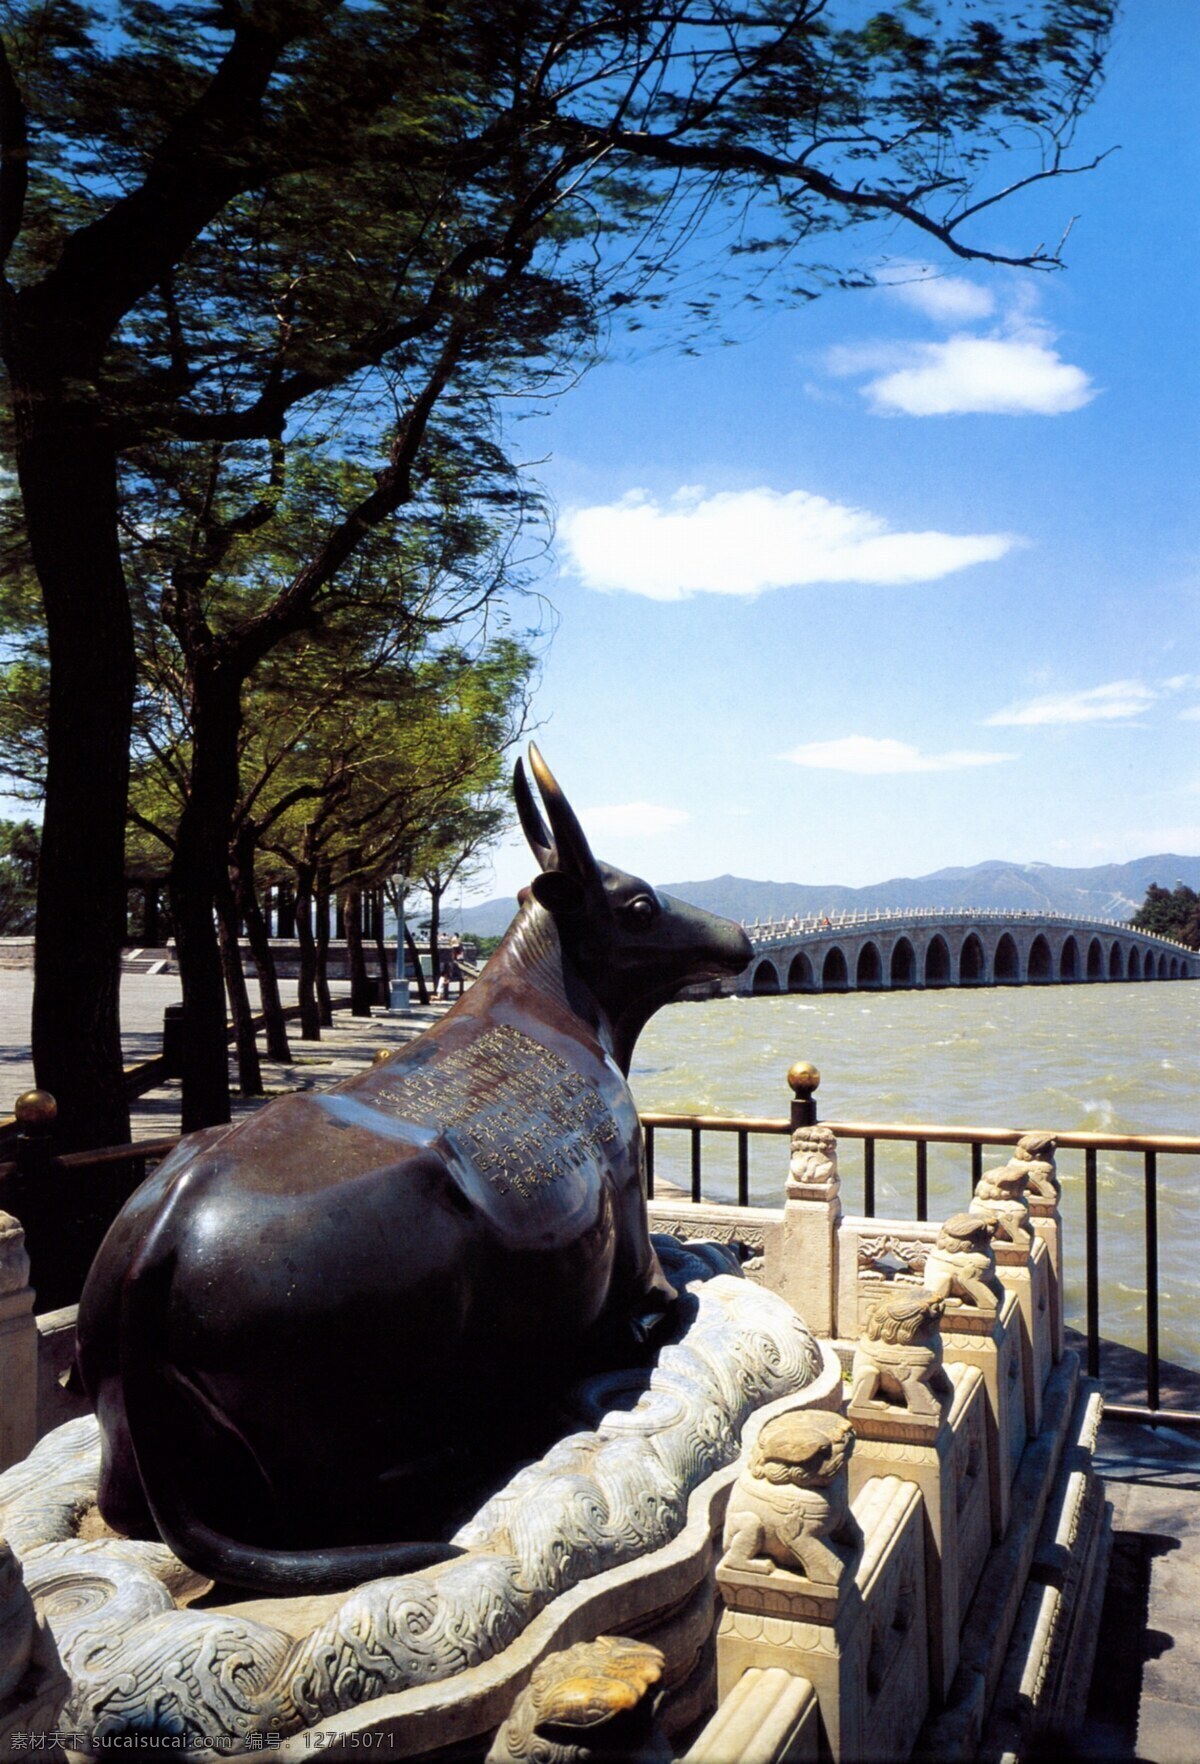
[0, 1209, 37, 1472]
[767, 1064, 840, 1336]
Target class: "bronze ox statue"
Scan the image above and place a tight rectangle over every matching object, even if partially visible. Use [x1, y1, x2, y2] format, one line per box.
[75, 748, 752, 1594]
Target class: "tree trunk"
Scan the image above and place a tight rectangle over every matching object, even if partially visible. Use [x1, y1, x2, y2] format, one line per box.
[428, 885, 442, 998]
[143, 883, 161, 947]
[216, 882, 263, 1097]
[14, 387, 133, 1151]
[233, 829, 291, 1062]
[294, 862, 321, 1041]
[244, 886, 291, 1061]
[168, 662, 244, 1131]
[373, 893, 391, 994]
[405, 925, 430, 1007]
[315, 865, 333, 1027]
[343, 873, 373, 1016]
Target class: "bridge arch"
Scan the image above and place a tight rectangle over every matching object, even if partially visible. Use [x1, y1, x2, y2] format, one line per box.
[1127, 947, 1141, 980]
[787, 950, 814, 992]
[822, 945, 849, 990]
[890, 937, 915, 987]
[959, 932, 986, 984]
[994, 933, 1019, 983]
[856, 941, 882, 988]
[925, 934, 951, 987]
[1172, 956, 1182, 979]
[1086, 937, 1103, 980]
[1060, 936, 1080, 982]
[751, 958, 780, 994]
[1108, 941, 1122, 980]
[1028, 934, 1052, 981]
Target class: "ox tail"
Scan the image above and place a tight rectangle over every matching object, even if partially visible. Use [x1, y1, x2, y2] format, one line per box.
[117, 1169, 463, 1596]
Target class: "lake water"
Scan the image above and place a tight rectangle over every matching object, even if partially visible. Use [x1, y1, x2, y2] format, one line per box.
[629, 981, 1200, 1368]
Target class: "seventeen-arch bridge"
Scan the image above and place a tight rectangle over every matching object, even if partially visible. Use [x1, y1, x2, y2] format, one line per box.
[731, 909, 1199, 995]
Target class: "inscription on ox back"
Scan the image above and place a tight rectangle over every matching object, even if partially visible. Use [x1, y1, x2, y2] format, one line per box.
[376, 1024, 620, 1200]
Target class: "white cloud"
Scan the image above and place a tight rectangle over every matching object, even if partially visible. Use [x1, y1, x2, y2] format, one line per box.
[583, 801, 691, 837]
[985, 680, 1157, 726]
[780, 736, 1013, 775]
[1178, 706, 1200, 722]
[881, 267, 996, 325]
[864, 336, 1094, 417]
[560, 486, 1017, 601]
[827, 280, 1095, 418]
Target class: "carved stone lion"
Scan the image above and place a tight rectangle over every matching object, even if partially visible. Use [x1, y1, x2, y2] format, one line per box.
[850, 1291, 951, 1420]
[0, 1539, 35, 1704]
[923, 1213, 1002, 1311]
[971, 1159, 1033, 1251]
[486, 1635, 670, 1764]
[788, 1124, 839, 1193]
[721, 1410, 858, 1586]
[1015, 1131, 1060, 1203]
[0, 1215, 29, 1298]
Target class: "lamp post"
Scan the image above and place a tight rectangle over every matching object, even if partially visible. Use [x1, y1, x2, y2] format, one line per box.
[390, 876, 411, 1010]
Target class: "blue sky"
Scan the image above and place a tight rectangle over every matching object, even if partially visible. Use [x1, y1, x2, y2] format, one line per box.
[467, 3, 1200, 908]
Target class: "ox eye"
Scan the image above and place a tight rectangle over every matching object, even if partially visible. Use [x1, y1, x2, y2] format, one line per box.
[626, 895, 657, 926]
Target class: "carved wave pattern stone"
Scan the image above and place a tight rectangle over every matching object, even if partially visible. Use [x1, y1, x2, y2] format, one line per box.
[0, 1240, 821, 1750]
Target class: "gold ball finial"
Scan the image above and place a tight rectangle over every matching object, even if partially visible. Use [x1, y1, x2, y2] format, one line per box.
[14, 1089, 57, 1126]
[372, 1048, 392, 1066]
[787, 1061, 820, 1098]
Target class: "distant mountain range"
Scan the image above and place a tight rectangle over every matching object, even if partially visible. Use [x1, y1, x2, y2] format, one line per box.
[453, 854, 1200, 939]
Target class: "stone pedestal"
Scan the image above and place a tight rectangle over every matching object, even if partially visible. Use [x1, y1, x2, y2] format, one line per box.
[769, 1128, 841, 1337]
[941, 1291, 1025, 1540]
[0, 1216, 37, 1475]
[847, 1366, 988, 1705]
[1028, 1199, 1064, 1363]
[717, 1476, 928, 1762]
[995, 1236, 1052, 1438]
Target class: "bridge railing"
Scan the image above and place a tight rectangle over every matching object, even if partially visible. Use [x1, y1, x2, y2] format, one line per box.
[740, 906, 1195, 954]
[642, 1071, 1200, 1432]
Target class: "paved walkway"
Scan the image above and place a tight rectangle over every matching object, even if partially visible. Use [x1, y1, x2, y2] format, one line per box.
[0, 969, 455, 1138]
[1085, 1426, 1200, 1762]
[2, 966, 1199, 1756]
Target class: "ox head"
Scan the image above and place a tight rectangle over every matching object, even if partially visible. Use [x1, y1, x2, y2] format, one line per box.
[514, 745, 752, 1069]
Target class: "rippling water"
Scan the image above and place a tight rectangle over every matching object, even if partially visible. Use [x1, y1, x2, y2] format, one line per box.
[630, 983, 1200, 1368]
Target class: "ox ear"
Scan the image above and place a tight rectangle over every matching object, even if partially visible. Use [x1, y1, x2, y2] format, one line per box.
[514, 756, 553, 870]
[528, 744, 599, 886]
[530, 869, 585, 918]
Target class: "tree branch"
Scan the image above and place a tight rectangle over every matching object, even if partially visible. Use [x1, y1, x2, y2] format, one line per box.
[550, 115, 1089, 267]
[21, 9, 323, 341]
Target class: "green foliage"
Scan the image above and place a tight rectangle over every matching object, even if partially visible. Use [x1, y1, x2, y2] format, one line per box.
[1132, 883, 1200, 952]
[0, 818, 38, 932]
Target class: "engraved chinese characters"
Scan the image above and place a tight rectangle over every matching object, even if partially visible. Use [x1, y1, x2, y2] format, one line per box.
[374, 1026, 620, 1201]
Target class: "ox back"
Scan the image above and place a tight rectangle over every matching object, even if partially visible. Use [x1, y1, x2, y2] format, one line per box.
[75, 747, 752, 1593]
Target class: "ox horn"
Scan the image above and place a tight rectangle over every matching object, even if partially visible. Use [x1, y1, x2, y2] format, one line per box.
[513, 754, 552, 870]
[528, 744, 598, 884]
